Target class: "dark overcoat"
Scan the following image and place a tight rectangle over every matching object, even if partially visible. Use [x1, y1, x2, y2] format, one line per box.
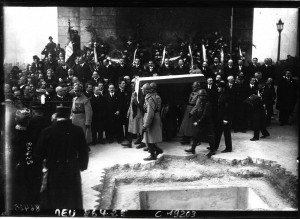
[35, 120, 89, 209]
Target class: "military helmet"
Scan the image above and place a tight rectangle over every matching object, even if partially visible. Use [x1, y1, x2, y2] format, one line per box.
[142, 83, 152, 92]
[150, 82, 157, 91]
[198, 89, 208, 96]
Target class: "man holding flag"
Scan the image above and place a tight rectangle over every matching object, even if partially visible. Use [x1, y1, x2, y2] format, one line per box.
[65, 20, 75, 69]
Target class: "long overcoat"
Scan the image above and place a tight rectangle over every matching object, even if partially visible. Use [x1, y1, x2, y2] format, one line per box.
[179, 91, 199, 136]
[142, 93, 162, 144]
[127, 92, 143, 135]
[35, 120, 89, 209]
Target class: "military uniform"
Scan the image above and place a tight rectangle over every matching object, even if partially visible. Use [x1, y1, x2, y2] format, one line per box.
[71, 94, 93, 144]
[179, 91, 199, 138]
[186, 90, 216, 157]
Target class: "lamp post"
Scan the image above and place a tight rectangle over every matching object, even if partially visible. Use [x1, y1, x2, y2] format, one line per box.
[276, 19, 284, 62]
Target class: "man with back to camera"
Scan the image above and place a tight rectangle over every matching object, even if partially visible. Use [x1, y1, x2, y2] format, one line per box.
[35, 105, 89, 209]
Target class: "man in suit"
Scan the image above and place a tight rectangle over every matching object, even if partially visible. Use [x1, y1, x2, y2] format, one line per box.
[115, 58, 131, 80]
[206, 77, 218, 120]
[84, 82, 93, 99]
[249, 77, 259, 95]
[209, 57, 224, 78]
[131, 58, 143, 78]
[104, 83, 123, 143]
[214, 82, 233, 153]
[223, 59, 238, 81]
[201, 61, 214, 79]
[91, 71, 101, 87]
[116, 78, 131, 145]
[174, 59, 189, 75]
[32, 55, 40, 73]
[237, 59, 249, 81]
[51, 86, 71, 115]
[276, 71, 298, 126]
[260, 58, 275, 82]
[77, 56, 92, 85]
[90, 86, 107, 145]
[100, 59, 115, 85]
[44, 53, 58, 73]
[234, 76, 250, 132]
[143, 60, 158, 77]
[159, 58, 174, 76]
[55, 61, 69, 83]
[248, 57, 261, 78]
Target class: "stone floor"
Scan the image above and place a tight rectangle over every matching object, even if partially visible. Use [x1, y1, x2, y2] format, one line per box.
[81, 117, 298, 209]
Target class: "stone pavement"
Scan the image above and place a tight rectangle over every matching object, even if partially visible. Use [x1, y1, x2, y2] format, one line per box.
[81, 119, 298, 209]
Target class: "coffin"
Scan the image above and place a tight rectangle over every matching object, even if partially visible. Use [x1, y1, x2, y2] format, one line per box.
[134, 74, 206, 105]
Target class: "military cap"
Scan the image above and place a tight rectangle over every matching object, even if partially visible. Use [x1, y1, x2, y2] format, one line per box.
[124, 76, 130, 80]
[33, 55, 39, 60]
[48, 36, 53, 39]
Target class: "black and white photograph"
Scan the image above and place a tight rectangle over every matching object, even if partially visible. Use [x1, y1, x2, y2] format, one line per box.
[0, 2, 299, 218]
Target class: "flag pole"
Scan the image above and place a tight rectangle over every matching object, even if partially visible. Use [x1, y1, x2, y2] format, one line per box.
[230, 8, 234, 59]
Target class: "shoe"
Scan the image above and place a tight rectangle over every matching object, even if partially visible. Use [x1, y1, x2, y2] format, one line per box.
[121, 140, 130, 146]
[206, 151, 215, 158]
[123, 144, 132, 148]
[143, 147, 149, 151]
[260, 134, 270, 138]
[134, 138, 142, 145]
[143, 155, 156, 161]
[184, 148, 195, 154]
[221, 149, 232, 153]
[250, 137, 259, 141]
[155, 149, 164, 156]
[136, 144, 146, 149]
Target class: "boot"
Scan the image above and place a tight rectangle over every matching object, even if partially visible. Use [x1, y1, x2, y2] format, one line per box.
[154, 144, 164, 156]
[136, 142, 146, 149]
[143, 146, 149, 151]
[134, 135, 142, 145]
[121, 139, 131, 147]
[184, 144, 196, 154]
[144, 144, 156, 161]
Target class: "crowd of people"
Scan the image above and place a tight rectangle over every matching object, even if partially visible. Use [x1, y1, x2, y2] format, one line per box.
[3, 36, 299, 210]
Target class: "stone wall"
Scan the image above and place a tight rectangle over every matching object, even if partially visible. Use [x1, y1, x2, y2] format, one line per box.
[58, 7, 117, 50]
[57, 7, 253, 62]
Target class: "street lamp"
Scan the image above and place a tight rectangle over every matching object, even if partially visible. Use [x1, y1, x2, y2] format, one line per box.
[276, 19, 284, 62]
